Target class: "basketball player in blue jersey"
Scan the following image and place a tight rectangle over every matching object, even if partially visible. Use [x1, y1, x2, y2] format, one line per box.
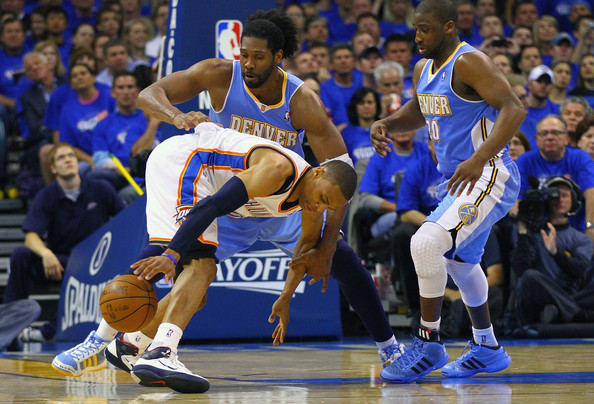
[53, 10, 403, 380]
[370, 0, 525, 383]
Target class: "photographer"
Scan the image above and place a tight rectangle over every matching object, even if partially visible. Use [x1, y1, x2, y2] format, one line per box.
[512, 176, 594, 326]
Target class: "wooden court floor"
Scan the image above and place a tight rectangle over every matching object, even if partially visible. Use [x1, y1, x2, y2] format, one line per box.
[1, 337, 593, 403]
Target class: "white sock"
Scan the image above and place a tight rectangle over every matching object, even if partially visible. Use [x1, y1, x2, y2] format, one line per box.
[420, 317, 441, 331]
[376, 335, 397, 350]
[472, 325, 498, 347]
[123, 331, 153, 352]
[96, 319, 118, 341]
[147, 323, 183, 353]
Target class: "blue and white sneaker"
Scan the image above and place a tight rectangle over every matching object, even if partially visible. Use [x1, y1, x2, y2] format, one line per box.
[51, 331, 109, 376]
[131, 347, 210, 394]
[378, 343, 406, 368]
[105, 334, 142, 373]
[442, 340, 511, 378]
[380, 336, 449, 383]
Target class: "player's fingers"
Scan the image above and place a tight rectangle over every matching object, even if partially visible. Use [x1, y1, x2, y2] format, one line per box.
[321, 276, 329, 293]
[465, 179, 478, 195]
[308, 277, 321, 285]
[457, 179, 471, 197]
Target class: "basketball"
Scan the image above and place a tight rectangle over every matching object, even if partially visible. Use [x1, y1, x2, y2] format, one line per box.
[100, 275, 158, 333]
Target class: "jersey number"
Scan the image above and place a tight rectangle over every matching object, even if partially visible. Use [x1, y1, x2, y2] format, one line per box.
[426, 118, 441, 142]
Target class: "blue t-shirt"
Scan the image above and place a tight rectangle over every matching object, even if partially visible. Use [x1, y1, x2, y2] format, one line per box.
[23, 178, 124, 255]
[341, 124, 374, 167]
[526, 99, 559, 139]
[359, 141, 429, 203]
[93, 108, 149, 166]
[58, 90, 114, 155]
[0, 49, 27, 99]
[516, 147, 594, 230]
[397, 152, 441, 216]
[45, 82, 114, 131]
[320, 70, 363, 126]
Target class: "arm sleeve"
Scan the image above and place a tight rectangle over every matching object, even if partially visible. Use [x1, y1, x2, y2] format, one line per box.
[358, 192, 386, 212]
[168, 176, 249, 254]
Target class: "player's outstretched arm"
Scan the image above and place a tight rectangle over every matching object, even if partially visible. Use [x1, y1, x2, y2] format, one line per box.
[268, 261, 307, 345]
[137, 59, 232, 130]
[370, 59, 427, 157]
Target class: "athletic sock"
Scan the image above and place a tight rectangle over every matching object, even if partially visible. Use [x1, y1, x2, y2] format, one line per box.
[96, 319, 118, 341]
[123, 331, 153, 352]
[419, 318, 441, 342]
[147, 323, 183, 352]
[376, 335, 398, 350]
[472, 325, 498, 347]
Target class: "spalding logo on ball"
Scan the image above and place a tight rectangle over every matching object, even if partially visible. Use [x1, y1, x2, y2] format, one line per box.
[100, 274, 158, 333]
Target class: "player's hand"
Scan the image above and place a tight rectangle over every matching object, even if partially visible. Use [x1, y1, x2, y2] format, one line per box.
[268, 297, 290, 345]
[172, 111, 211, 131]
[42, 251, 64, 281]
[289, 247, 332, 293]
[370, 121, 392, 157]
[446, 155, 484, 196]
[131, 256, 176, 283]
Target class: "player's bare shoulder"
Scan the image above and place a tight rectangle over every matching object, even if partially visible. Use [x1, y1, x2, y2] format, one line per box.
[412, 58, 429, 86]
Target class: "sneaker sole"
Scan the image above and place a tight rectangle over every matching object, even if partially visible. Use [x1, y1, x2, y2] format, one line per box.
[131, 366, 210, 394]
[442, 354, 511, 378]
[380, 353, 450, 383]
[51, 359, 106, 377]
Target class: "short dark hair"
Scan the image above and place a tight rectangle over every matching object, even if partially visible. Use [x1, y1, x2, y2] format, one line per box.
[322, 161, 358, 201]
[103, 38, 128, 57]
[44, 5, 68, 21]
[243, 9, 299, 59]
[113, 70, 137, 87]
[415, 0, 458, 25]
[329, 42, 354, 60]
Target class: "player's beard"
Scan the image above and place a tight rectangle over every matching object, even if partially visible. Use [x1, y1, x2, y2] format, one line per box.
[243, 62, 276, 89]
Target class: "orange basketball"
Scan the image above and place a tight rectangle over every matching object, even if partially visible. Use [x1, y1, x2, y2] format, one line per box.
[100, 275, 158, 333]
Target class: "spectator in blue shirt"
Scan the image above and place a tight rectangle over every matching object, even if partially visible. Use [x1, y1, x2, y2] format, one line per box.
[3, 143, 124, 341]
[513, 114, 594, 239]
[358, 128, 429, 238]
[58, 63, 113, 176]
[525, 65, 559, 148]
[89, 71, 158, 204]
[320, 43, 363, 126]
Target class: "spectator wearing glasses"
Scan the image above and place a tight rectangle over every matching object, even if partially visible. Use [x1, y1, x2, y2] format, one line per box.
[513, 114, 594, 240]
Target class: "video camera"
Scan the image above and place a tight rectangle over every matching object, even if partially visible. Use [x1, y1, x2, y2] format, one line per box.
[517, 176, 582, 232]
[517, 176, 560, 232]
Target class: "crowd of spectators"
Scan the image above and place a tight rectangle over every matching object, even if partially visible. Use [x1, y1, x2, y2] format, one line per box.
[2, 0, 594, 339]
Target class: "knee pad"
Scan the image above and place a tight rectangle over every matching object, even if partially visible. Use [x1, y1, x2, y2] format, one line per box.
[446, 260, 488, 307]
[410, 222, 452, 278]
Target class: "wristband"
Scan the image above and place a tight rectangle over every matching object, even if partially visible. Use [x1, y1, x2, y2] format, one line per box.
[161, 253, 178, 266]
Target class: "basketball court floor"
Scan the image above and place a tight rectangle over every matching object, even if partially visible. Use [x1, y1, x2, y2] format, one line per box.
[1, 337, 593, 403]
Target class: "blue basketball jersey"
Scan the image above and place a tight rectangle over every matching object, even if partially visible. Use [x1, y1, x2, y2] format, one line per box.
[209, 60, 306, 157]
[416, 42, 510, 178]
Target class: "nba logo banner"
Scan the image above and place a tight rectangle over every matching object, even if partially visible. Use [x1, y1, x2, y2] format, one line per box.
[216, 20, 242, 60]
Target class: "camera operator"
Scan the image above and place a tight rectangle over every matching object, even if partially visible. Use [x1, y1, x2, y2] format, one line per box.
[512, 176, 594, 326]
